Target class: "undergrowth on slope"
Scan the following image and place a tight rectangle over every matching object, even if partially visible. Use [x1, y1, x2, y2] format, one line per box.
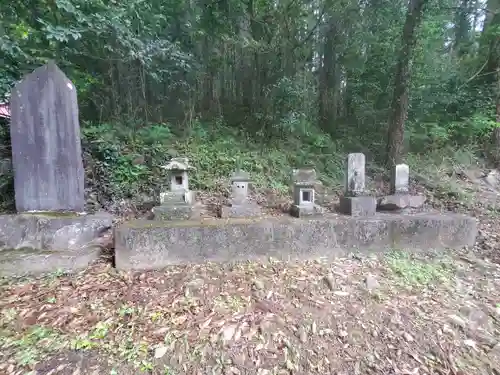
[0, 118, 487, 210]
[81, 119, 346, 201]
[406, 147, 483, 201]
[81, 119, 485, 203]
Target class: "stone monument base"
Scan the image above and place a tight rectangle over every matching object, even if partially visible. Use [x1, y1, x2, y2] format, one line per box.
[339, 196, 377, 216]
[289, 204, 325, 218]
[0, 212, 112, 278]
[152, 204, 193, 220]
[220, 203, 262, 218]
[0, 248, 101, 278]
[377, 195, 426, 211]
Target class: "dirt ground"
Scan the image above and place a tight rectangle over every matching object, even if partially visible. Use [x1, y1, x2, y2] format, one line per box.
[1, 169, 500, 375]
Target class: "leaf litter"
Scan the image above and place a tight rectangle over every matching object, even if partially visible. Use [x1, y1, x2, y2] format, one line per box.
[0, 249, 499, 375]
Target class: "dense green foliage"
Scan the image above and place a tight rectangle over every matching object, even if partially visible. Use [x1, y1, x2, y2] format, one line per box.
[82, 121, 346, 200]
[1, 0, 499, 201]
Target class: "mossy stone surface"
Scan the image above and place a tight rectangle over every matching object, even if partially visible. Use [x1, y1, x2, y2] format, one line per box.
[19, 211, 81, 218]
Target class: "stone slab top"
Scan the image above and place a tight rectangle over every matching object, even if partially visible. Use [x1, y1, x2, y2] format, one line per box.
[231, 169, 251, 182]
[16, 211, 84, 218]
[119, 212, 476, 229]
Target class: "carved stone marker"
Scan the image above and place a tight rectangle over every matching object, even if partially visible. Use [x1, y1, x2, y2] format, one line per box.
[10, 62, 85, 212]
[339, 153, 376, 216]
[378, 163, 426, 211]
[391, 164, 409, 195]
[346, 153, 366, 196]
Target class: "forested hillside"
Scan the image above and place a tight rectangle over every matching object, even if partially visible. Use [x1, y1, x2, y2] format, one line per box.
[1, 0, 499, 203]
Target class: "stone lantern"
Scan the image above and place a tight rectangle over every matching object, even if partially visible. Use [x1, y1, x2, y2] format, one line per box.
[219, 169, 261, 218]
[160, 157, 195, 204]
[153, 157, 196, 220]
[230, 169, 250, 205]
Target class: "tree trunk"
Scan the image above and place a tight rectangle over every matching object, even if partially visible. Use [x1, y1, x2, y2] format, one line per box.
[453, 0, 471, 56]
[385, 0, 428, 167]
[318, 19, 339, 132]
[492, 67, 500, 166]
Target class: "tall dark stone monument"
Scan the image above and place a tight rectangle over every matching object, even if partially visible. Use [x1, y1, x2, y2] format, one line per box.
[10, 62, 85, 212]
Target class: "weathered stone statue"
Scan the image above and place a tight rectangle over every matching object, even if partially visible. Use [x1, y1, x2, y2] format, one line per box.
[339, 153, 376, 216]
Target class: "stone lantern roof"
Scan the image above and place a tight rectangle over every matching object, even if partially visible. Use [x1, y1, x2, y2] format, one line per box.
[161, 157, 195, 171]
[231, 169, 250, 182]
[292, 168, 316, 186]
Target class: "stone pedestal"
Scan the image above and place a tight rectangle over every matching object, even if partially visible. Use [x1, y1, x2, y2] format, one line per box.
[152, 203, 193, 221]
[339, 196, 377, 217]
[377, 194, 426, 212]
[0, 212, 113, 277]
[220, 203, 262, 218]
[160, 190, 196, 206]
[115, 213, 478, 271]
[154, 191, 193, 220]
[290, 204, 325, 218]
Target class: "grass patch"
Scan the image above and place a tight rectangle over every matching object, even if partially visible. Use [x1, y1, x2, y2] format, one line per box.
[385, 250, 454, 288]
[0, 322, 160, 372]
[0, 325, 67, 367]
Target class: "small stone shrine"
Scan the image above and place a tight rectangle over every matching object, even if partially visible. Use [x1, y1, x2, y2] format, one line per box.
[289, 168, 324, 217]
[377, 163, 426, 211]
[152, 157, 195, 220]
[219, 170, 262, 218]
[339, 153, 377, 216]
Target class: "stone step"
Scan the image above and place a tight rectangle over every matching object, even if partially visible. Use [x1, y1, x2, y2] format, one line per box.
[0, 212, 112, 278]
[0, 247, 100, 278]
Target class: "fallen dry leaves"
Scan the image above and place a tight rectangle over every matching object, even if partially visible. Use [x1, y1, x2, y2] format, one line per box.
[0, 249, 499, 375]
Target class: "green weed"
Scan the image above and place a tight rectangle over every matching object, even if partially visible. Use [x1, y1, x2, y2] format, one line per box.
[1, 325, 67, 366]
[385, 250, 453, 288]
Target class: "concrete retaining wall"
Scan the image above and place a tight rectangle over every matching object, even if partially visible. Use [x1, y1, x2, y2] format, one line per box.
[115, 213, 477, 271]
